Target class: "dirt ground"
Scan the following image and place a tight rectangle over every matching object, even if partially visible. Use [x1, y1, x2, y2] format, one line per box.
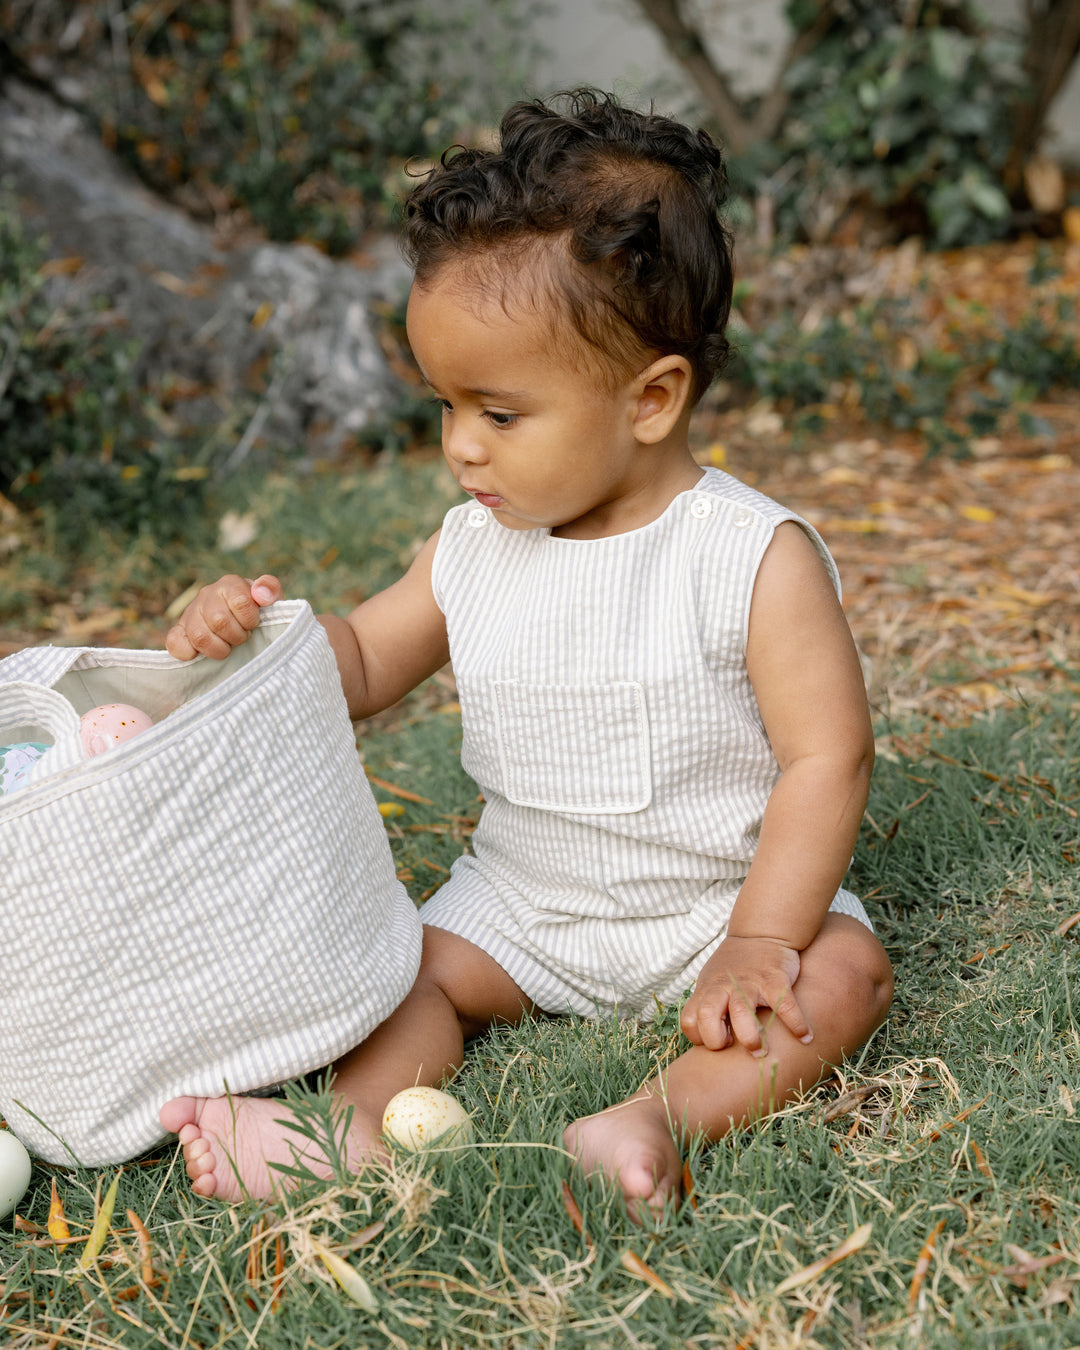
[698, 408, 1079, 726]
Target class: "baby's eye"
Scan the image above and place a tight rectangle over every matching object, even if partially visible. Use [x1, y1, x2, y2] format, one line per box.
[485, 410, 519, 429]
[429, 396, 452, 415]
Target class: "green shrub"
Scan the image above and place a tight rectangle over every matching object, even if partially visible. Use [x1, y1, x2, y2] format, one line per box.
[0, 190, 212, 543]
[764, 0, 1026, 248]
[98, 0, 540, 253]
[730, 255, 1080, 453]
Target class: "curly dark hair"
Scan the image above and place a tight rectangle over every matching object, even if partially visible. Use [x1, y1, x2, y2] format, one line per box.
[402, 88, 734, 403]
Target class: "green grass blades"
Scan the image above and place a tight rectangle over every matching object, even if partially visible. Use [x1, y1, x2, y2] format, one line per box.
[3, 687, 1078, 1341]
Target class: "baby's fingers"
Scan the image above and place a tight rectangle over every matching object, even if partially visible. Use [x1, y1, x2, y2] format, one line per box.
[681, 991, 735, 1051]
[166, 575, 275, 661]
[770, 988, 814, 1047]
[730, 988, 813, 1058]
[249, 574, 283, 607]
[726, 994, 769, 1056]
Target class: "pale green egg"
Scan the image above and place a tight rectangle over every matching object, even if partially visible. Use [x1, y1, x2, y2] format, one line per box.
[0, 1131, 32, 1219]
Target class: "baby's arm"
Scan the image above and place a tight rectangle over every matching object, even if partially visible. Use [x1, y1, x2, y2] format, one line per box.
[165, 532, 450, 720]
[681, 522, 874, 1056]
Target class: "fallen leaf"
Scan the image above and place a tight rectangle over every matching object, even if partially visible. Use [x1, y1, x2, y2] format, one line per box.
[773, 1222, 872, 1295]
[1001, 1244, 1068, 1286]
[77, 1172, 120, 1273]
[561, 1180, 593, 1248]
[48, 1179, 71, 1242]
[907, 1219, 946, 1312]
[126, 1208, 158, 1287]
[822, 1083, 887, 1122]
[311, 1240, 378, 1313]
[59, 608, 135, 640]
[682, 1159, 698, 1210]
[925, 1095, 989, 1142]
[820, 518, 884, 534]
[165, 582, 202, 621]
[218, 510, 258, 552]
[620, 1248, 678, 1299]
[39, 256, 85, 277]
[150, 270, 203, 296]
[273, 1232, 285, 1311]
[365, 775, 433, 805]
[992, 583, 1056, 607]
[962, 943, 1012, 965]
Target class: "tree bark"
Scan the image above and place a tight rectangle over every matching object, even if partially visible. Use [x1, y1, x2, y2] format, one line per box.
[1004, 0, 1080, 191]
[631, 0, 840, 155]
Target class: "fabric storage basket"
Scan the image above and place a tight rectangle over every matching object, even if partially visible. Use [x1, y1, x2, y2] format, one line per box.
[0, 600, 422, 1166]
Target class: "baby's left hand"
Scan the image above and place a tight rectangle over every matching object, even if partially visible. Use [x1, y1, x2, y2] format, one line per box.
[681, 935, 811, 1057]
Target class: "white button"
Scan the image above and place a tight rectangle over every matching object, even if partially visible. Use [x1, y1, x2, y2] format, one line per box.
[732, 508, 754, 529]
[689, 496, 714, 519]
[467, 507, 489, 528]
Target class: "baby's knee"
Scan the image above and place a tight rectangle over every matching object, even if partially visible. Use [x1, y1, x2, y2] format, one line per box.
[810, 917, 893, 1037]
[861, 940, 894, 1028]
[838, 926, 893, 1031]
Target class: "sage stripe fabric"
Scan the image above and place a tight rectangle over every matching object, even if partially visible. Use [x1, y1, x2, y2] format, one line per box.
[421, 469, 871, 1020]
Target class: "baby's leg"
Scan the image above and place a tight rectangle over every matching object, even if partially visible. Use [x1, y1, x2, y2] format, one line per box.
[564, 914, 893, 1223]
[160, 927, 532, 1201]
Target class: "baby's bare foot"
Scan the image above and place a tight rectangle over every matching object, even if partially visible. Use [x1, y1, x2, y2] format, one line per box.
[563, 1094, 682, 1224]
[159, 1095, 379, 1202]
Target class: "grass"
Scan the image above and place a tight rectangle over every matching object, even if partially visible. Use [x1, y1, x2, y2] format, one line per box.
[2, 463, 1079, 1347]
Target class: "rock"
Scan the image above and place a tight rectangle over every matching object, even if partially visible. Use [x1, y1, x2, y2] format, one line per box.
[0, 77, 412, 459]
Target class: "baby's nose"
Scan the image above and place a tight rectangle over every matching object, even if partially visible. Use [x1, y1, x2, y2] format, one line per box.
[444, 420, 489, 466]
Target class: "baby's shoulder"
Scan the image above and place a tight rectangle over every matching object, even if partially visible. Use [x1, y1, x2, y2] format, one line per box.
[691, 468, 841, 596]
[693, 468, 798, 527]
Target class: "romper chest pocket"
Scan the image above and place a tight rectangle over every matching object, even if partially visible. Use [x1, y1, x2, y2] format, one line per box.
[492, 680, 652, 815]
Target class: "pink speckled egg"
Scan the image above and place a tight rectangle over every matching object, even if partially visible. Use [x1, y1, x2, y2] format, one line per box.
[80, 703, 154, 756]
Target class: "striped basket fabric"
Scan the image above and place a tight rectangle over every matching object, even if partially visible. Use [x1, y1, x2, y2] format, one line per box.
[0, 601, 421, 1165]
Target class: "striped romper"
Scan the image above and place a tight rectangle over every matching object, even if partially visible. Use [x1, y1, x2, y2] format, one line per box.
[420, 466, 872, 1021]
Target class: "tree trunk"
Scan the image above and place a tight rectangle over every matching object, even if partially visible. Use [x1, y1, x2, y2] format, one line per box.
[633, 0, 753, 153]
[631, 0, 840, 156]
[1004, 0, 1080, 192]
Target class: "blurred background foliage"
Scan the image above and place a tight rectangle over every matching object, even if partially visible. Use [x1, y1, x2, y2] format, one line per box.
[0, 0, 1077, 582]
[2, 0, 536, 248]
[636, 0, 1080, 249]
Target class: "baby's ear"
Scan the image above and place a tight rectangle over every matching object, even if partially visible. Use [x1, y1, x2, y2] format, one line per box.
[632, 356, 694, 443]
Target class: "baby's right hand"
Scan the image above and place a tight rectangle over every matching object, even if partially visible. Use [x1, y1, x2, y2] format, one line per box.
[165, 574, 283, 661]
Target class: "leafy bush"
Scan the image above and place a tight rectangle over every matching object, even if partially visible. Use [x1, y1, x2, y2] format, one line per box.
[763, 0, 1026, 248]
[91, 0, 538, 253]
[730, 255, 1080, 453]
[0, 190, 212, 542]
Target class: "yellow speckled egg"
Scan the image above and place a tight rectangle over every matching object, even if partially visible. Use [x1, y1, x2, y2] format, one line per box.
[0, 1131, 32, 1219]
[381, 1086, 473, 1151]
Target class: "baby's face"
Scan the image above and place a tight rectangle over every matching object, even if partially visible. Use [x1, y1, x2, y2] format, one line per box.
[405, 267, 652, 539]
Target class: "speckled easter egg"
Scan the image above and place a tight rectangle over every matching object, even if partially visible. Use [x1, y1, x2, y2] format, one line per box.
[80, 703, 154, 756]
[0, 1131, 32, 1219]
[381, 1087, 473, 1151]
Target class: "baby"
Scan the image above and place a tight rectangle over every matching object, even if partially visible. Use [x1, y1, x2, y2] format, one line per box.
[161, 88, 893, 1220]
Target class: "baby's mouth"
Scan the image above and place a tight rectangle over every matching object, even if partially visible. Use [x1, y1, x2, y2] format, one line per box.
[469, 491, 505, 509]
